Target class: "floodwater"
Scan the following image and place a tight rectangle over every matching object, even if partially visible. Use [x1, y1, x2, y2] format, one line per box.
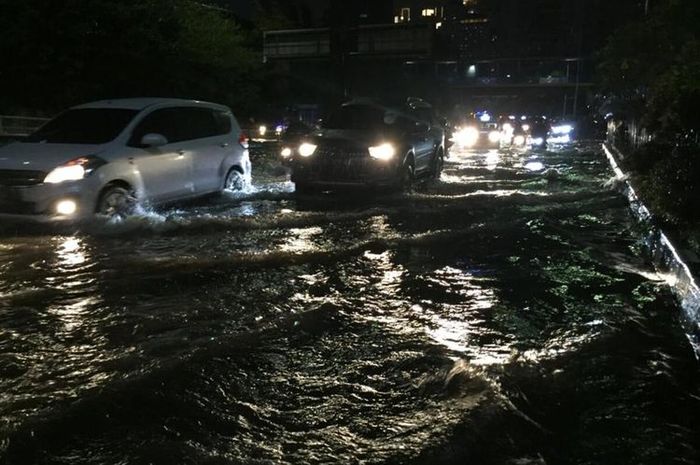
[1, 143, 699, 464]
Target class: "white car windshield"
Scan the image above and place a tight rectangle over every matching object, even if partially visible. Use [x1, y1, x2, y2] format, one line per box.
[25, 108, 138, 144]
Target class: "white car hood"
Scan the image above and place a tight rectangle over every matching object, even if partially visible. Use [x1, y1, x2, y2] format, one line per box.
[0, 142, 105, 172]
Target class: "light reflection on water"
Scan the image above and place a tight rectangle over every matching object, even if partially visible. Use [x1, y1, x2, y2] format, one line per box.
[280, 226, 323, 253]
[55, 237, 87, 267]
[1, 143, 698, 464]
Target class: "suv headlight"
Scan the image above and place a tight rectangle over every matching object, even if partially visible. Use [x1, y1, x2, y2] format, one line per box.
[44, 156, 106, 184]
[368, 143, 395, 160]
[298, 143, 317, 157]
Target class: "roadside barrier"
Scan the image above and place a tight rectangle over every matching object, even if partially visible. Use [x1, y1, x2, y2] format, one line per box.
[603, 143, 700, 357]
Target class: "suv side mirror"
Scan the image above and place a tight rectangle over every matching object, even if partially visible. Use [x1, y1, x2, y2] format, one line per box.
[141, 133, 168, 147]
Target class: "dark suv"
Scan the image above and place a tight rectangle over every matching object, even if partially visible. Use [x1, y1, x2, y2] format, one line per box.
[284, 100, 445, 192]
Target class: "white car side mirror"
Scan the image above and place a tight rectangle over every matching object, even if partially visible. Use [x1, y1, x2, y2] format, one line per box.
[140, 133, 168, 147]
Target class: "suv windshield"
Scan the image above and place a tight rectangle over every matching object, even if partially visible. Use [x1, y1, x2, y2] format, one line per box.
[324, 105, 394, 131]
[25, 108, 138, 144]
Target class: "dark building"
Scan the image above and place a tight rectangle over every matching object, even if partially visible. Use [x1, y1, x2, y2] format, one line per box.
[390, 0, 648, 116]
[262, 0, 646, 118]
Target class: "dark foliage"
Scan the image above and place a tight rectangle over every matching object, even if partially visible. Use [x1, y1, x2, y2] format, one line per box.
[0, 0, 261, 114]
[637, 144, 700, 224]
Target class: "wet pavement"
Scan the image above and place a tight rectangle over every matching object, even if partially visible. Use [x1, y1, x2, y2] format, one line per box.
[1, 142, 699, 464]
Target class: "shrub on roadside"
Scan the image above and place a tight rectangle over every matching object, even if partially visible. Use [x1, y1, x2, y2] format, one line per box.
[639, 144, 700, 224]
[625, 140, 674, 174]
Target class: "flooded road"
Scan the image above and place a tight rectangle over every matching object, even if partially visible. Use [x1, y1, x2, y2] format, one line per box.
[1, 143, 699, 464]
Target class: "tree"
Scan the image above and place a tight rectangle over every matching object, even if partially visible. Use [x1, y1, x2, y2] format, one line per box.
[0, 0, 261, 114]
[597, 0, 700, 137]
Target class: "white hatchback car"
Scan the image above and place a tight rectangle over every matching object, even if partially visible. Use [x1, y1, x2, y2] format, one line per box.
[0, 98, 251, 219]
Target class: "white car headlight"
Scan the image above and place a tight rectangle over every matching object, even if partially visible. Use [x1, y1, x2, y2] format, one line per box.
[44, 164, 86, 184]
[298, 143, 317, 157]
[455, 127, 479, 147]
[280, 147, 292, 158]
[44, 156, 105, 184]
[368, 143, 396, 160]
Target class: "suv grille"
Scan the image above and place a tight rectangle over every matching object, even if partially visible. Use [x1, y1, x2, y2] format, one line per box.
[309, 147, 373, 181]
[0, 169, 46, 187]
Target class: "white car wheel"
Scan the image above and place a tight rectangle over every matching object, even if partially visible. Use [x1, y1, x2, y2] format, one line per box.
[97, 186, 135, 218]
[224, 169, 246, 192]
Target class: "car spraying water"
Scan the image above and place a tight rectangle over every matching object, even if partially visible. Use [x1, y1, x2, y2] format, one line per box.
[0, 142, 698, 464]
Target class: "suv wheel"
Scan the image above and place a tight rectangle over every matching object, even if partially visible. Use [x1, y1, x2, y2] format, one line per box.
[97, 186, 136, 218]
[398, 161, 415, 191]
[430, 149, 444, 179]
[295, 182, 316, 194]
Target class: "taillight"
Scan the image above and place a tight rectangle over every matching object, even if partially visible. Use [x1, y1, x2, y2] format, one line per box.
[238, 132, 249, 149]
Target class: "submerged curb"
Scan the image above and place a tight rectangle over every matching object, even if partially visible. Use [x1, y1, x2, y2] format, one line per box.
[603, 143, 700, 355]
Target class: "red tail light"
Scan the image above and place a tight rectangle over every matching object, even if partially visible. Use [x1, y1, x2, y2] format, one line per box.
[238, 132, 249, 149]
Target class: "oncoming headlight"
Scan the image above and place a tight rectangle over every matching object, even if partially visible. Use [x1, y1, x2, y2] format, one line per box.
[298, 142, 317, 157]
[368, 143, 396, 161]
[44, 156, 105, 184]
[552, 124, 573, 135]
[488, 131, 501, 143]
[455, 127, 479, 147]
[513, 135, 526, 146]
[280, 147, 292, 158]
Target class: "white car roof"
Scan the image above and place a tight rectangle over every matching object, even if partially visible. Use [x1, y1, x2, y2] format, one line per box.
[72, 98, 230, 112]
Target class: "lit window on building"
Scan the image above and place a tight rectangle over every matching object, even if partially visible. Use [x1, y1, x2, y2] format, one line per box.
[422, 8, 436, 17]
[435, 22, 443, 29]
[400, 8, 411, 22]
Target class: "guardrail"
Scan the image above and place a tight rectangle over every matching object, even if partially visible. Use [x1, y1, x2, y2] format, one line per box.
[603, 143, 700, 358]
[0, 115, 49, 137]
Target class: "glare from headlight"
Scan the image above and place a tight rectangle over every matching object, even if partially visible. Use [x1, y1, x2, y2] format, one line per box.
[280, 147, 292, 158]
[547, 134, 571, 144]
[455, 127, 479, 147]
[531, 137, 544, 146]
[514, 135, 526, 146]
[55, 199, 77, 215]
[44, 165, 86, 184]
[488, 131, 501, 143]
[502, 123, 513, 133]
[522, 124, 530, 132]
[298, 142, 317, 157]
[368, 143, 396, 160]
[552, 124, 573, 135]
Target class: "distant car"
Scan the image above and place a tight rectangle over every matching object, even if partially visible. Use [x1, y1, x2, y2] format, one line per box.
[453, 113, 501, 149]
[528, 117, 551, 148]
[0, 98, 251, 219]
[282, 100, 445, 192]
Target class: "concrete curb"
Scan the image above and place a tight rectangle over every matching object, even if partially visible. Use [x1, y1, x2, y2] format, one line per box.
[603, 143, 700, 356]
